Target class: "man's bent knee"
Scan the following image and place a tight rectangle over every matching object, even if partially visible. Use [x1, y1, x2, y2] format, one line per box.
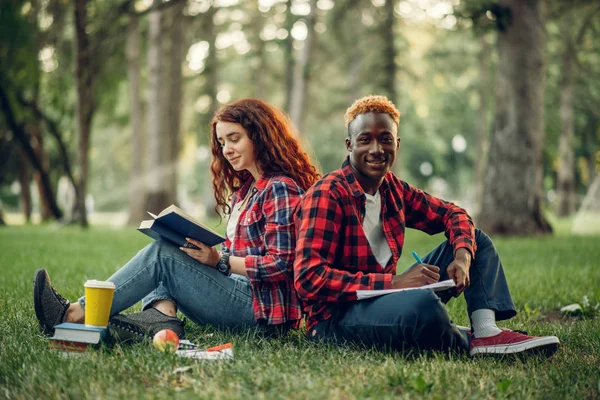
[475, 228, 493, 247]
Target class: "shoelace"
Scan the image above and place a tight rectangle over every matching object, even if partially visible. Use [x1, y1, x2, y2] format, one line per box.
[108, 313, 186, 340]
[108, 319, 148, 338]
[50, 284, 70, 307]
[109, 315, 183, 336]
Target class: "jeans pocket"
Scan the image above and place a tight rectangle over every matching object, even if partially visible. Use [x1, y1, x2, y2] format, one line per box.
[232, 277, 253, 304]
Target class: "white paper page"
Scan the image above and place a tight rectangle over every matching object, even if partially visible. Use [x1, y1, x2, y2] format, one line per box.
[147, 211, 158, 219]
[176, 348, 234, 360]
[356, 279, 456, 300]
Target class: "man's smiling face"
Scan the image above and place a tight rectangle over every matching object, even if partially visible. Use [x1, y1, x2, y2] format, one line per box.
[346, 112, 399, 194]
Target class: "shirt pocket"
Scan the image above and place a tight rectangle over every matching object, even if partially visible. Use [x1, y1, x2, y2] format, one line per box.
[238, 208, 265, 251]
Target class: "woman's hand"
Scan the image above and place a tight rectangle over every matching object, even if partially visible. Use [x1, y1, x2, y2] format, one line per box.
[180, 237, 220, 267]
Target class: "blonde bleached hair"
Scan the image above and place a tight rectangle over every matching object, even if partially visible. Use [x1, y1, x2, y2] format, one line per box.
[344, 95, 401, 128]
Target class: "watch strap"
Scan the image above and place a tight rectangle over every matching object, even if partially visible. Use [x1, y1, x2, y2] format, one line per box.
[217, 252, 231, 276]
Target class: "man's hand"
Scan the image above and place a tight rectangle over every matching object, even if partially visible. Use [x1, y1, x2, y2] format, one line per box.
[180, 237, 220, 267]
[391, 264, 440, 290]
[446, 248, 472, 296]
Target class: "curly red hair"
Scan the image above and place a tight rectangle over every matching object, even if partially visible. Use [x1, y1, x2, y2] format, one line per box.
[209, 99, 321, 216]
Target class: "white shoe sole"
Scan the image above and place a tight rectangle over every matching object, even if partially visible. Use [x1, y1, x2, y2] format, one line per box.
[470, 336, 560, 356]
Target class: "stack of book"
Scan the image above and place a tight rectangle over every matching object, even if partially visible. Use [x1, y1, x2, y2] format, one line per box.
[49, 323, 109, 356]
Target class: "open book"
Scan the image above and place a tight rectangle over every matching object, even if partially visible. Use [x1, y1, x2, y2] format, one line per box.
[356, 279, 456, 300]
[138, 204, 225, 249]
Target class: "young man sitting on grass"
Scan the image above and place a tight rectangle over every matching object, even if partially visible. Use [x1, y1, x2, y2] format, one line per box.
[293, 95, 560, 356]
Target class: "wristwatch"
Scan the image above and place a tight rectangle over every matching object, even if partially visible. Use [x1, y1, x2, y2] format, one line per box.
[216, 252, 231, 276]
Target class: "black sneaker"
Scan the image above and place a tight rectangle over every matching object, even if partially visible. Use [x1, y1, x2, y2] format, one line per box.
[33, 269, 70, 336]
[108, 308, 185, 343]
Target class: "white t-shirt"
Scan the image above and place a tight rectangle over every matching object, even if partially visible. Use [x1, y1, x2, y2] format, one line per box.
[226, 202, 243, 241]
[227, 184, 256, 241]
[362, 191, 392, 267]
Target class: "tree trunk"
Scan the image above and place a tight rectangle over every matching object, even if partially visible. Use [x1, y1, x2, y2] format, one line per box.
[28, 0, 53, 222]
[18, 148, 32, 222]
[479, 0, 552, 235]
[475, 32, 491, 218]
[74, 0, 95, 227]
[203, 5, 218, 120]
[0, 85, 63, 220]
[250, 11, 267, 99]
[16, 94, 80, 214]
[126, 12, 147, 225]
[202, 5, 219, 219]
[252, 39, 267, 100]
[161, 1, 185, 208]
[381, 0, 397, 103]
[556, 50, 576, 217]
[554, 5, 599, 216]
[288, 0, 317, 133]
[583, 115, 598, 185]
[144, 5, 169, 214]
[0, 202, 5, 226]
[380, 0, 400, 175]
[30, 126, 53, 220]
[283, 0, 295, 113]
[349, 10, 364, 103]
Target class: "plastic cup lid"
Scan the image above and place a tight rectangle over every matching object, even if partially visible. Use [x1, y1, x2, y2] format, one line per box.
[84, 280, 116, 289]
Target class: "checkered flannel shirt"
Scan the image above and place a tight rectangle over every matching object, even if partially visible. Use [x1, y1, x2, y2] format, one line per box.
[223, 174, 304, 327]
[294, 158, 476, 330]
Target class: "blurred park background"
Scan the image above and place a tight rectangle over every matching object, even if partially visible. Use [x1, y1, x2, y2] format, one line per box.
[1, 0, 599, 236]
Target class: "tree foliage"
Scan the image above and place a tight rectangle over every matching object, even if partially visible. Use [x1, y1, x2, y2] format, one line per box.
[1, 0, 598, 232]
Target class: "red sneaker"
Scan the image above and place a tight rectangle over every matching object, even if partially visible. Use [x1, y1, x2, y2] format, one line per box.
[470, 329, 560, 357]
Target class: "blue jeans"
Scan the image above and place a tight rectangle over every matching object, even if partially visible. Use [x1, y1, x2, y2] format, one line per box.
[310, 229, 516, 352]
[78, 240, 259, 330]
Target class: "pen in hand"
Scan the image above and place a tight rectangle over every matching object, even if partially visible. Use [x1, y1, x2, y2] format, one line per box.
[411, 251, 423, 264]
[411, 250, 445, 288]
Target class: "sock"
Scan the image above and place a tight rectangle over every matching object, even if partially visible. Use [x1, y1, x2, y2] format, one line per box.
[470, 309, 502, 338]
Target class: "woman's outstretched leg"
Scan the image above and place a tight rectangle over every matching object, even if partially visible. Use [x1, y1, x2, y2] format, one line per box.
[33, 240, 181, 336]
[33, 240, 255, 338]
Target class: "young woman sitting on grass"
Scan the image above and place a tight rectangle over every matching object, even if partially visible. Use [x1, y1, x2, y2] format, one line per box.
[33, 98, 321, 340]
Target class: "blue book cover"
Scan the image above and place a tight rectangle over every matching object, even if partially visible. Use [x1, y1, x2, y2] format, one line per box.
[53, 323, 108, 344]
[138, 204, 225, 248]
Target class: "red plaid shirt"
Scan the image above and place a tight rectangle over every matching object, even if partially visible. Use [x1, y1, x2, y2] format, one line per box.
[224, 174, 303, 326]
[294, 158, 476, 330]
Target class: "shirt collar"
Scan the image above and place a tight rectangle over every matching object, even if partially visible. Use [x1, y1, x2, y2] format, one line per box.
[236, 174, 269, 199]
[254, 174, 271, 191]
[341, 157, 391, 197]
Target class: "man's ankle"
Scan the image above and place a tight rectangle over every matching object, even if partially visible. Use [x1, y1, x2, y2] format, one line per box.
[471, 309, 502, 338]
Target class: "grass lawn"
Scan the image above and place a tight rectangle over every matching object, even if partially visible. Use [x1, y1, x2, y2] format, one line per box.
[1, 224, 599, 399]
